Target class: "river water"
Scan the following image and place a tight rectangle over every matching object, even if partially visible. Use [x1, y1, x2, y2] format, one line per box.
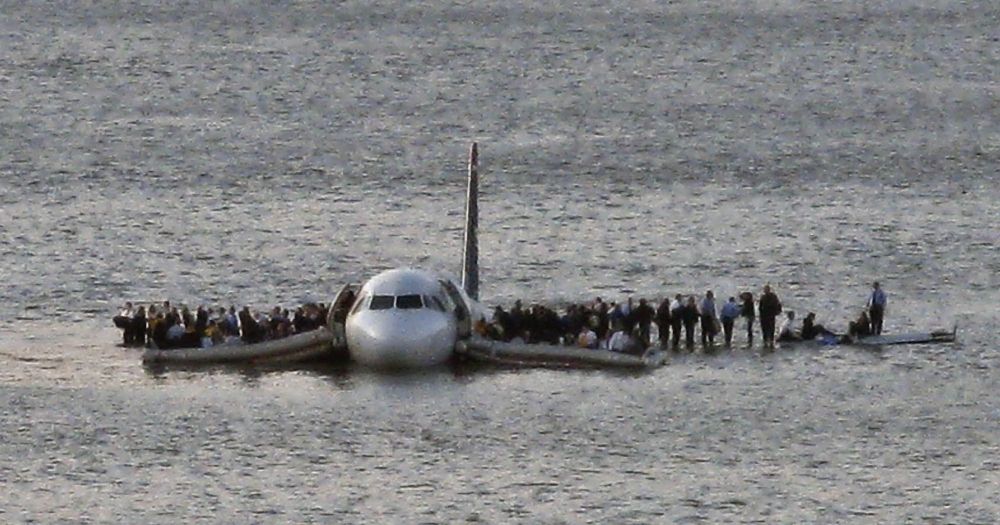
[1, 1, 998, 522]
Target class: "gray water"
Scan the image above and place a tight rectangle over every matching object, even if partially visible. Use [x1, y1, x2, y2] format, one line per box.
[1, 1, 998, 522]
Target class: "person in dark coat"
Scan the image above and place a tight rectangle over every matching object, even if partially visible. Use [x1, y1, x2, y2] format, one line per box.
[801, 312, 835, 340]
[131, 306, 147, 347]
[195, 306, 209, 337]
[655, 298, 672, 348]
[849, 310, 872, 338]
[239, 307, 262, 344]
[758, 285, 782, 347]
[152, 312, 172, 349]
[682, 296, 700, 349]
[632, 298, 655, 346]
[595, 302, 610, 342]
[509, 300, 525, 341]
[699, 291, 718, 347]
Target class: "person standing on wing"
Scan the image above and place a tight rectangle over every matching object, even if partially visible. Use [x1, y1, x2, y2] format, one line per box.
[740, 291, 755, 346]
[699, 290, 718, 347]
[719, 297, 741, 347]
[868, 281, 887, 335]
[758, 285, 783, 348]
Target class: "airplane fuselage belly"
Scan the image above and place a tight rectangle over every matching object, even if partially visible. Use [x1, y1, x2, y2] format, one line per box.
[346, 309, 457, 368]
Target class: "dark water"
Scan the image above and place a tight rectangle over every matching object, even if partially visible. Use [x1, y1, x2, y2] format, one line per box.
[1, 1, 998, 522]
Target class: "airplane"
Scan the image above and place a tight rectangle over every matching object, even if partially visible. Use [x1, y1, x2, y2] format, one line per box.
[342, 143, 488, 367]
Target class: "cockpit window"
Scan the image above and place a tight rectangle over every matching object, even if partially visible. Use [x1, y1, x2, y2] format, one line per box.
[424, 295, 447, 312]
[369, 295, 395, 310]
[396, 294, 423, 309]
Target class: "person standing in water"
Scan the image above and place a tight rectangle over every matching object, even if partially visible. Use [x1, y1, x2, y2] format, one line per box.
[868, 281, 887, 335]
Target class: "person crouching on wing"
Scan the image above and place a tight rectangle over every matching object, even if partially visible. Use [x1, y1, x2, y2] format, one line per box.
[777, 311, 802, 342]
[609, 328, 644, 355]
[801, 312, 837, 342]
[577, 325, 598, 349]
[848, 310, 872, 339]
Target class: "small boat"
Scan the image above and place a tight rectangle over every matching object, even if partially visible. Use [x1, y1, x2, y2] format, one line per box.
[142, 327, 343, 365]
[456, 337, 667, 369]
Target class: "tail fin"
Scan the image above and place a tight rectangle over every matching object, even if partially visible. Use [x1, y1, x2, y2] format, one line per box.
[461, 142, 479, 300]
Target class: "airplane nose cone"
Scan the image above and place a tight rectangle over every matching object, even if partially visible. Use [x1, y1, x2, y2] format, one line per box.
[347, 312, 455, 368]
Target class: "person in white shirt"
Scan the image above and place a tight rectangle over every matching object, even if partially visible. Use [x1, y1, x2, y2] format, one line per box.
[577, 326, 598, 349]
[777, 311, 802, 342]
[669, 294, 684, 347]
[114, 302, 135, 345]
[608, 329, 628, 352]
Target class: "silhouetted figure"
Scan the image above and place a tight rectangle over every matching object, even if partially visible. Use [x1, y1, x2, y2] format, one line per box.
[195, 306, 209, 337]
[131, 306, 147, 346]
[700, 291, 718, 346]
[509, 300, 525, 341]
[758, 285, 782, 347]
[655, 298, 672, 348]
[681, 296, 700, 348]
[632, 298, 655, 346]
[801, 312, 834, 340]
[849, 310, 872, 338]
[239, 307, 263, 344]
[595, 302, 610, 342]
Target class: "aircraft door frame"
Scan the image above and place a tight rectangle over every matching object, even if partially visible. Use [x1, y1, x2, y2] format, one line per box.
[439, 279, 472, 338]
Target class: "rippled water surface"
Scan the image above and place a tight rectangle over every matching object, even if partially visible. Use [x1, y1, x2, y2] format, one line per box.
[1, 1, 998, 522]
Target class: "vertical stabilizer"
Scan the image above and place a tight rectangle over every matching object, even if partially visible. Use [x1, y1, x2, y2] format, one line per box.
[462, 142, 480, 301]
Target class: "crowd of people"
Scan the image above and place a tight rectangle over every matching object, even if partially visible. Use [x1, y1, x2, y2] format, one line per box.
[114, 282, 888, 353]
[480, 282, 889, 353]
[113, 300, 331, 350]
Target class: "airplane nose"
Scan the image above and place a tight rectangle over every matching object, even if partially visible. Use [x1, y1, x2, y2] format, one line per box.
[349, 313, 454, 367]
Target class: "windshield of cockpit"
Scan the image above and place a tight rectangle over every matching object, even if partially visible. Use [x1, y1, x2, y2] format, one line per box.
[352, 292, 449, 312]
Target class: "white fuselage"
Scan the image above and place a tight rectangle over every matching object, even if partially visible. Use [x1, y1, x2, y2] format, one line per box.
[345, 268, 477, 368]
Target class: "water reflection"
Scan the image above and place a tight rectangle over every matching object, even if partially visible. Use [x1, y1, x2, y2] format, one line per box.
[139, 357, 518, 391]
